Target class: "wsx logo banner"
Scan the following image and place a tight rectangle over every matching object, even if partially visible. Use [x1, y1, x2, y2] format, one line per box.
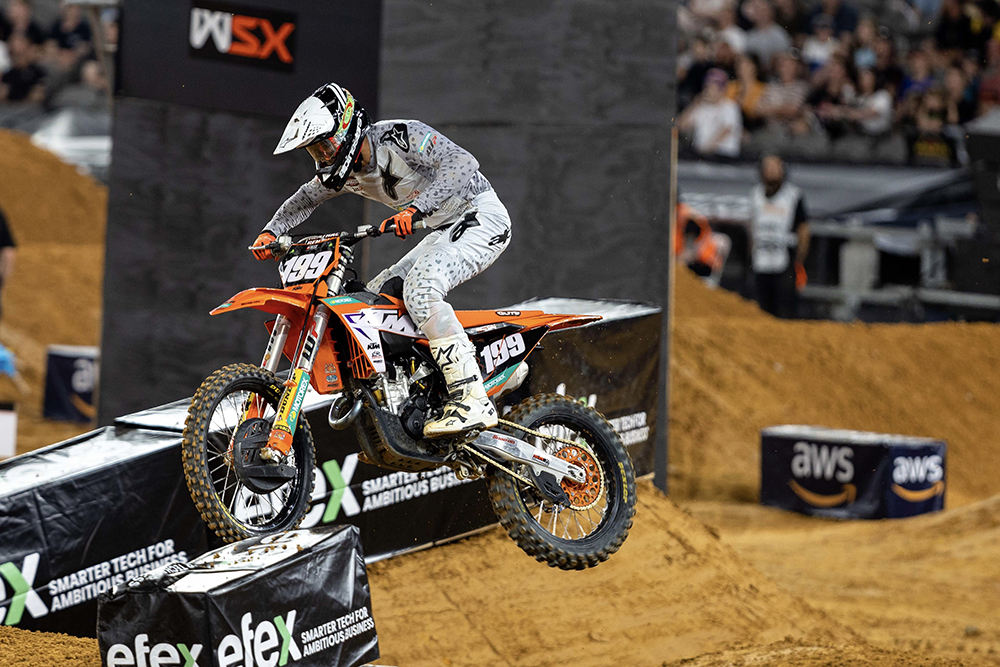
[189, 1, 296, 71]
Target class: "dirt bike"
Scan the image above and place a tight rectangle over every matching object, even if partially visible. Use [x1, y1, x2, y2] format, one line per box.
[181, 221, 636, 569]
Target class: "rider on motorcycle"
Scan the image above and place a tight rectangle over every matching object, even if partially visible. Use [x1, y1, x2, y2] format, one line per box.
[252, 82, 511, 439]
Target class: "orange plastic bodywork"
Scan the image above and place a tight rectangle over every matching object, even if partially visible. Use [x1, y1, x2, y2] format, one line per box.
[455, 310, 602, 332]
[211, 288, 313, 320]
[215, 287, 602, 396]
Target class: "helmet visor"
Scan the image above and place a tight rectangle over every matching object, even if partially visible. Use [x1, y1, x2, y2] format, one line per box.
[305, 136, 343, 167]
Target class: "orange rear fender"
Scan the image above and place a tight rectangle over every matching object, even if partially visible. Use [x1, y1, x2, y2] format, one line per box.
[456, 309, 601, 332]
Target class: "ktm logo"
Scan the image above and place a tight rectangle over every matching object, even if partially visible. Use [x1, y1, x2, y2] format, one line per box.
[189, 3, 296, 71]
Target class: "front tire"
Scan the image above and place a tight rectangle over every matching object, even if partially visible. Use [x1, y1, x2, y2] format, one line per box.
[182, 363, 315, 542]
[488, 394, 637, 570]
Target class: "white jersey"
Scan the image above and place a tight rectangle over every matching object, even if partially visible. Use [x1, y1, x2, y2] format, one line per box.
[265, 119, 493, 234]
[749, 182, 806, 274]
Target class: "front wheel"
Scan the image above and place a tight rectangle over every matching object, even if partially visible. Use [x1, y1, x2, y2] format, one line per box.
[488, 394, 637, 570]
[182, 363, 315, 542]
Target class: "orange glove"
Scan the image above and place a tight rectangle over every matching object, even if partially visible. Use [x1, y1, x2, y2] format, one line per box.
[379, 207, 424, 238]
[795, 261, 807, 291]
[251, 231, 277, 260]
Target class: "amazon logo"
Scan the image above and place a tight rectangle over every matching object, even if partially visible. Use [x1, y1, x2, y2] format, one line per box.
[891, 455, 945, 502]
[189, 2, 296, 72]
[789, 442, 855, 507]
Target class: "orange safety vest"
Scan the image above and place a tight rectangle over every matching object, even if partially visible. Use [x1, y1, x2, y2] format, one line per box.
[675, 203, 722, 271]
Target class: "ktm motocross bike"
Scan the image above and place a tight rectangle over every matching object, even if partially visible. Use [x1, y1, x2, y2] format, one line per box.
[182, 222, 636, 569]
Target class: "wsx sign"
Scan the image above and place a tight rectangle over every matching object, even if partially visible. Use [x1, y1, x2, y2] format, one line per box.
[189, 1, 296, 71]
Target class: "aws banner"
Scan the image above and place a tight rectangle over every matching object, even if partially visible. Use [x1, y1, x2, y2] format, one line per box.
[760, 425, 946, 519]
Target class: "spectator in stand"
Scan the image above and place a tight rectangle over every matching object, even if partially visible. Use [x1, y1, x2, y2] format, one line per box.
[0, 0, 45, 46]
[745, 0, 792, 69]
[978, 39, 1000, 112]
[803, 14, 839, 70]
[678, 36, 713, 110]
[679, 68, 743, 157]
[874, 32, 905, 91]
[808, 56, 857, 140]
[0, 204, 15, 323]
[808, 0, 859, 38]
[50, 58, 107, 108]
[48, 1, 91, 57]
[847, 67, 895, 136]
[852, 18, 878, 70]
[749, 154, 810, 318]
[944, 65, 977, 123]
[773, 0, 809, 42]
[714, 38, 739, 78]
[757, 50, 812, 134]
[936, 0, 975, 56]
[717, 7, 748, 53]
[728, 54, 767, 129]
[899, 50, 936, 100]
[0, 33, 44, 102]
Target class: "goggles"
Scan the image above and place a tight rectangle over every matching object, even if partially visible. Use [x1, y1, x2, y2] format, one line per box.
[305, 136, 343, 167]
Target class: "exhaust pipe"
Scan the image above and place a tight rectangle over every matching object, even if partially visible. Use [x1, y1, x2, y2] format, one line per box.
[328, 395, 363, 430]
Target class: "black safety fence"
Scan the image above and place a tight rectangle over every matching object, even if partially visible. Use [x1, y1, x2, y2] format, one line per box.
[760, 425, 947, 519]
[0, 298, 659, 637]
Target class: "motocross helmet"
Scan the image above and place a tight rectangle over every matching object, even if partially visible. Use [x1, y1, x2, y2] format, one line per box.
[273, 83, 370, 191]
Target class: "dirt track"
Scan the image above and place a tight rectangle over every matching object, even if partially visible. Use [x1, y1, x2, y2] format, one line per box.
[0, 129, 106, 455]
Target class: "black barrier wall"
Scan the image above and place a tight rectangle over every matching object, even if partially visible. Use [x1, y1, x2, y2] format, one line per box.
[98, 0, 382, 423]
[99, 0, 676, 435]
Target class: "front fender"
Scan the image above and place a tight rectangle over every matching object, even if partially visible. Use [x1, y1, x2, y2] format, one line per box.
[210, 288, 312, 319]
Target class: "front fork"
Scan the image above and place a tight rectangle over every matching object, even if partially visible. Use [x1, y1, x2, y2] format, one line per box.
[258, 305, 332, 460]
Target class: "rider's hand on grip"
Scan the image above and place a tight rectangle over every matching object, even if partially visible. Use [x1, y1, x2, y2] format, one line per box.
[380, 206, 424, 238]
[251, 231, 277, 260]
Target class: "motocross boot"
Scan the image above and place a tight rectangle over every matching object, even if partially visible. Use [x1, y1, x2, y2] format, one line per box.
[424, 333, 498, 438]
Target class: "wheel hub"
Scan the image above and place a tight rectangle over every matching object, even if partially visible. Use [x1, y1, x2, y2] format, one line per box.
[555, 445, 603, 510]
[232, 418, 296, 494]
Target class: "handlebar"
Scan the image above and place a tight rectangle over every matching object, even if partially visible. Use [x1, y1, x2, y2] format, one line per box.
[248, 220, 427, 255]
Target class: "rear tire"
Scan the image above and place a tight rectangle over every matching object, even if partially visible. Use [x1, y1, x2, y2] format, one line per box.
[488, 394, 636, 570]
[182, 363, 315, 543]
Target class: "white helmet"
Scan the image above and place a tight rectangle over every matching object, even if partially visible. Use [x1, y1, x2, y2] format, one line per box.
[274, 83, 370, 191]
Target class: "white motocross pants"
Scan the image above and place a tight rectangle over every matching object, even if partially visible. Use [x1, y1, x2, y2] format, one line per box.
[367, 190, 512, 339]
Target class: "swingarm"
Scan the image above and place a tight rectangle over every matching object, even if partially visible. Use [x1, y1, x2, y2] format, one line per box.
[472, 430, 588, 485]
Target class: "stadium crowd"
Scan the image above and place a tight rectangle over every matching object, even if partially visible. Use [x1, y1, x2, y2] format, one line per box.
[678, 0, 996, 164]
[0, 0, 111, 110]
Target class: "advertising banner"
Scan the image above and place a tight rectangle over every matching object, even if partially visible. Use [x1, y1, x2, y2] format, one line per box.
[43, 345, 99, 422]
[0, 428, 209, 636]
[760, 425, 946, 519]
[117, 0, 381, 118]
[98, 525, 378, 667]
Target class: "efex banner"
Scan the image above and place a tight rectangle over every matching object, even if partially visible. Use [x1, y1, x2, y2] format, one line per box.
[98, 526, 378, 667]
[760, 425, 946, 519]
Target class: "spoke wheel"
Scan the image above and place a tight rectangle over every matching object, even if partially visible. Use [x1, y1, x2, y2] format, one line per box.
[182, 363, 315, 542]
[488, 394, 636, 570]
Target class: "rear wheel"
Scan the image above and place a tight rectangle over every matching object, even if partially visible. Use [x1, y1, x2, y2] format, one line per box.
[488, 394, 636, 570]
[182, 363, 315, 542]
